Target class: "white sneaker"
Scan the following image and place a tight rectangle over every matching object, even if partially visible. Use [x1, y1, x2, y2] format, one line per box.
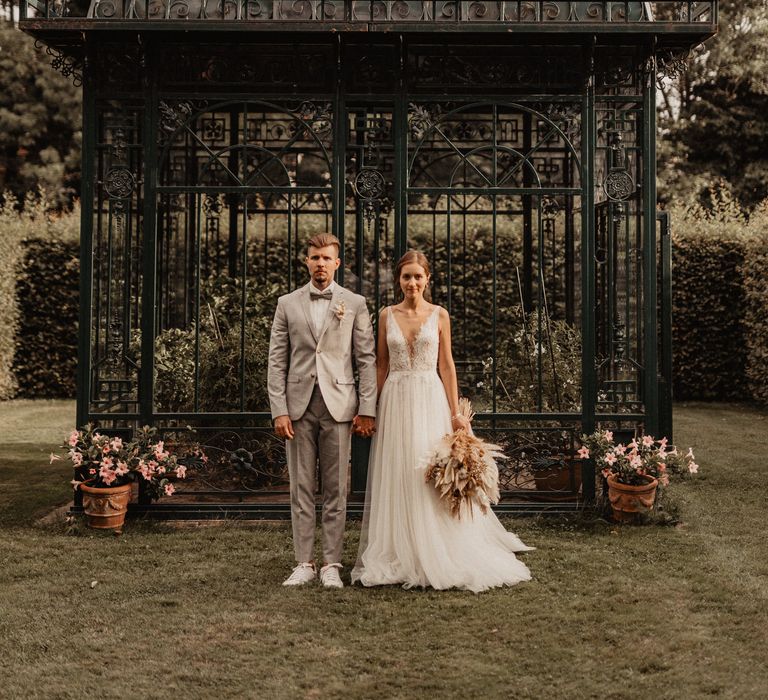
[282, 562, 316, 587]
[320, 563, 344, 589]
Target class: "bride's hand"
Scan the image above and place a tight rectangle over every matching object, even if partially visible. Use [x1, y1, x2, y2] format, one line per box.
[451, 414, 471, 432]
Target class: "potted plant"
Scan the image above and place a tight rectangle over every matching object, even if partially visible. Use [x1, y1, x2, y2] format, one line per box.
[55, 424, 199, 530]
[580, 430, 699, 522]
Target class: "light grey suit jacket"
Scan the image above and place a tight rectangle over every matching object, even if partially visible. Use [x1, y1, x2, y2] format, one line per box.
[267, 283, 377, 423]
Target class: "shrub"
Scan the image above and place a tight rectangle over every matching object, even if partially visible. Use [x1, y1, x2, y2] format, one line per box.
[0, 197, 25, 399]
[742, 203, 768, 404]
[13, 237, 79, 397]
[3, 193, 80, 398]
[129, 277, 280, 413]
[669, 194, 750, 401]
[1, 192, 80, 399]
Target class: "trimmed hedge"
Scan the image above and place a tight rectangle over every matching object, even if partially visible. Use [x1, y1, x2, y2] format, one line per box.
[0, 200, 24, 399]
[669, 196, 768, 404]
[671, 229, 749, 401]
[742, 206, 768, 405]
[12, 238, 79, 398]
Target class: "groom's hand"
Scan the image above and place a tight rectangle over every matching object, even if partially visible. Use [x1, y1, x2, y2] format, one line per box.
[352, 415, 376, 438]
[274, 415, 295, 440]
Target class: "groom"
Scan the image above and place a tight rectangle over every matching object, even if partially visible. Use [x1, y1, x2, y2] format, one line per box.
[267, 233, 377, 588]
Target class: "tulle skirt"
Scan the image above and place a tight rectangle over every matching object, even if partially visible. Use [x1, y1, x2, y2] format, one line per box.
[352, 369, 534, 593]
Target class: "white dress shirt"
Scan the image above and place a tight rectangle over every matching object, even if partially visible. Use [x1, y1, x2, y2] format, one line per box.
[309, 280, 335, 335]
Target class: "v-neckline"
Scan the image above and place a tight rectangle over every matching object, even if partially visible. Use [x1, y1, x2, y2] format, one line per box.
[389, 305, 437, 359]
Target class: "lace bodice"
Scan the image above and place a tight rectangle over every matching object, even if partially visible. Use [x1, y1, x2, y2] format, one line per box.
[387, 306, 440, 372]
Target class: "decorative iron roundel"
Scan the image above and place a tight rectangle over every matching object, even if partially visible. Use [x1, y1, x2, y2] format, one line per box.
[603, 169, 634, 201]
[104, 167, 136, 199]
[353, 168, 386, 201]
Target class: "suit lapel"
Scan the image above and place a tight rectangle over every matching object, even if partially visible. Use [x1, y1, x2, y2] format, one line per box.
[298, 284, 319, 344]
[317, 285, 343, 343]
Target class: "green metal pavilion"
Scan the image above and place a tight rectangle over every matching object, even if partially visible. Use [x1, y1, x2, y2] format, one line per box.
[20, 1, 717, 518]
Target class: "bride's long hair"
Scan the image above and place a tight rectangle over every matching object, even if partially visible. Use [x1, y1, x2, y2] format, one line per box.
[393, 250, 432, 302]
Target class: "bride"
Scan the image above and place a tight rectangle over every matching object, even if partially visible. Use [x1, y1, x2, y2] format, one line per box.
[352, 250, 533, 593]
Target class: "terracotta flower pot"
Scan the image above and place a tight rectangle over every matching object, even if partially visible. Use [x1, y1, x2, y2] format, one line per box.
[533, 460, 582, 501]
[80, 482, 132, 530]
[606, 473, 658, 522]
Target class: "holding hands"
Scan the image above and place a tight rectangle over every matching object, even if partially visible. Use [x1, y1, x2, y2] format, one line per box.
[274, 415, 375, 439]
[352, 415, 376, 438]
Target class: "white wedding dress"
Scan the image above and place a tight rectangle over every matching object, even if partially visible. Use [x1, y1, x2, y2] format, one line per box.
[352, 306, 533, 593]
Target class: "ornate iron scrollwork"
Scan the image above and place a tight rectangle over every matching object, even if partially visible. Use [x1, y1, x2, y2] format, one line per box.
[104, 168, 136, 199]
[349, 113, 392, 230]
[612, 313, 627, 364]
[602, 123, 634, 201]
[408, 102, 441, 141]
[655, 47, 695, 89]
[353, 167, 386, 228]
[34, 41, 84, 87]
[294, 101, 333, 137]
[604, 170, 634, 201]
[158, 100, 195, 140]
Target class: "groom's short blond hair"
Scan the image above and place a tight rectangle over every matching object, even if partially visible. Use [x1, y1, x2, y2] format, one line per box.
[306, 233, 341, 256]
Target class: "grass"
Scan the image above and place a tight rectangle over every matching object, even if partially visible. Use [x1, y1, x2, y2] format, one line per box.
[0, 400, 767, 699]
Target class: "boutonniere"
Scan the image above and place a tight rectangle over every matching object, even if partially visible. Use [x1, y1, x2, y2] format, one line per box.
[333, 300, 347, 321]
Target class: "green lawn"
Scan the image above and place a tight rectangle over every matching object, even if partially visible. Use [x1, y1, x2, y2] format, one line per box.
[0, 401, 766, 699]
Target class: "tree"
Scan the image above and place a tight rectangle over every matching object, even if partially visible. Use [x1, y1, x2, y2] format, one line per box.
[0, 23, 81, 206]
[657, 0, 768, 210]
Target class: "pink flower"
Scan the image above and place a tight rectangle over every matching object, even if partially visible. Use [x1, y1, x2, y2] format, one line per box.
[688, 461, 699, 474]
[614, 444, 627, 455]
[577, 446, 590, 459]
[686, 448, 696, 460]
[102, 445, 111, 455]
[99, 464, 116, 485]
[138, 463, 152, 480]
[658, 446, 667, 459]
[100, 457, 113, 470]
[604, 452, 617, 465]
[115, 460, 129, 476]
[602, 430, 613, 442]
[49, 453, 62, 464]
[88, 468, 97, 475]
[70, 479, 82, 490]
[630, 454, 643, 468]
[68, 430, 80, 447]
[71, 452, 83, 466]
[110, 437, 123, 452]
[628, 439, 638, 450]
[658, 437, 668, 448]
[601, 468, 613, 479]
[164, 483, 175, 496]
[175, 465, 187, 479]
[148, 460, 158, 473]
[642, 435, 655, 448]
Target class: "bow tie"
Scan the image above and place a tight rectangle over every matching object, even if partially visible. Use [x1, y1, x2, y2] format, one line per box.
[310, 288, 333, 300]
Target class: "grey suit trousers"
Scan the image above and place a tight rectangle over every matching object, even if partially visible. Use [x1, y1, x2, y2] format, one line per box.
[285, 385, 351, 564]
